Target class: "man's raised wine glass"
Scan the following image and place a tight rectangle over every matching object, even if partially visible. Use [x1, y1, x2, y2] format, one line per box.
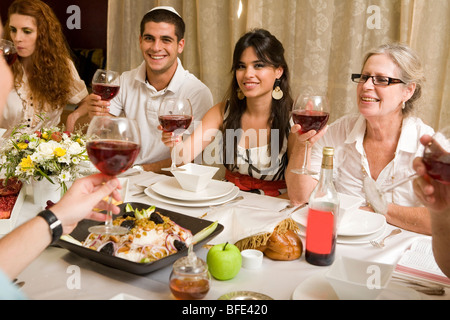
[92, 69, 120, 103]
[86, 116, 141, 235]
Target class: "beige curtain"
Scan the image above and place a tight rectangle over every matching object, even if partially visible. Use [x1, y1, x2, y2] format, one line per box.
[107, 0, 449, 130]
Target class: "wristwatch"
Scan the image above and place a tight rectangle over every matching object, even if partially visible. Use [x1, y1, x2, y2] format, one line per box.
[37, 210, 63, 245]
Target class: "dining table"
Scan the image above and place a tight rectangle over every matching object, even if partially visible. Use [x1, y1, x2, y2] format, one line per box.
[7, 171, 450, 301]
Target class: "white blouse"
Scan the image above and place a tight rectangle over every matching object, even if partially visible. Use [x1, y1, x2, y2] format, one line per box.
[1, 60, 87, 132]
[311, 114, 435, 207]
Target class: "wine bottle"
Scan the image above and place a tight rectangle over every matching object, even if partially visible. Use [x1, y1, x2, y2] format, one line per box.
[305, 147, 339, 266]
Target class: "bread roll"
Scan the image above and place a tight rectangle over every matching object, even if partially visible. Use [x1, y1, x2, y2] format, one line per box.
[258, 230, 303, 261]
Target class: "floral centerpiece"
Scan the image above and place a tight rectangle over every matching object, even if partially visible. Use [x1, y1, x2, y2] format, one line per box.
[0, 125, 88, 194]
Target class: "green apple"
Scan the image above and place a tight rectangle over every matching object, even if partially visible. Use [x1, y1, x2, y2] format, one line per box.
[207, 242, 242, 280]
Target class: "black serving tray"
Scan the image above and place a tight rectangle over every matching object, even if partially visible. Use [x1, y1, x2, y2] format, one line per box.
[57, 202, 223, 275]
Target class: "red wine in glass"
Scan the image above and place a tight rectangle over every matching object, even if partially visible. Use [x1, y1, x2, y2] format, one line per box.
[292, 110, 329, 134]
[158, 115, 193, 133]
[86, 116, 140, 235]
[4, 52, 17, 66]
[291, 95, 330, 176]
[87, 140, 140, 176]
[1, 40, 17, 66]
[423, 151, 450, 185]
[92, 84, 120, 101]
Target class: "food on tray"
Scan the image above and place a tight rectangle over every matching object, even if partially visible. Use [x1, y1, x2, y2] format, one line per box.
[0, 179, 22, 219]
[83, 204, 193, 263]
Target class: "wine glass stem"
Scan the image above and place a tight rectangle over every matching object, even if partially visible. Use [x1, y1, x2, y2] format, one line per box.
[301, 141, 310, 170]
[170, 136, 182, 169]
[105, 195, 114, 229]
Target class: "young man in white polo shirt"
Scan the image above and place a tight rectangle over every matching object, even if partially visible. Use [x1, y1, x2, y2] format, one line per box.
[79, 7, 213, 173]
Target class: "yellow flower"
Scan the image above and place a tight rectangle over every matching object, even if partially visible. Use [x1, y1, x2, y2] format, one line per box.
[54, 147, 66, 157]
[19, 155, 33, 171]
[42, 132, 49, 140]
[17, 142, 28, 150]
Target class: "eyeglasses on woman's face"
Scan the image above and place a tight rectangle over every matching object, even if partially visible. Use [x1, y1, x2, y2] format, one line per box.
[351, 73, 405, 86]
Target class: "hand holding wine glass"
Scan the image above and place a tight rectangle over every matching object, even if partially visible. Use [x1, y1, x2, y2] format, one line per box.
[291, 95, 330, 175]
[364, 126, 450, 214]
[86, 116, 141, 235]
[0, 39, 18, 66]
[91, 69, 120, 114]
[158, 98, 193, 172]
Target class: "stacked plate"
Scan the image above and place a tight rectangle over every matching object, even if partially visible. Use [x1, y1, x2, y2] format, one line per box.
[292, 206, 387, 245]
[144, 177, 240, 207]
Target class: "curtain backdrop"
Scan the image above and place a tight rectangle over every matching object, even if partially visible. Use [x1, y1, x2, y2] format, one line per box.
[107, 0, 449, 130]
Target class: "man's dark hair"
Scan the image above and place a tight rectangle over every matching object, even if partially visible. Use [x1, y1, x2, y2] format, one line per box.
[140, 9, 185, 41]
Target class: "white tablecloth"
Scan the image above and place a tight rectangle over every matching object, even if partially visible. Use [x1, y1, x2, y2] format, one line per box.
[12, 172, 449, 300]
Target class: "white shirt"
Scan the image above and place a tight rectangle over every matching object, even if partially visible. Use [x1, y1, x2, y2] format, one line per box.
[1, 60, 87, 132]
[311, 114, 435, 207]
[109, 59, 213, 165]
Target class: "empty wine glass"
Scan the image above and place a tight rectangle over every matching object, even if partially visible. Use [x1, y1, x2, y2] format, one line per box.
[364, 126, 450, 214]
[0, 39, 18, 66]
[92, 69, 120, 105]
[291, 95, 330, 175]
[158, 98, 193, 172]
[86, 117, 141, 235]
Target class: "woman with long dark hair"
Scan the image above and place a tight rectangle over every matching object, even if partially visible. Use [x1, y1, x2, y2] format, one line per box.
[161, 29, 293, 197]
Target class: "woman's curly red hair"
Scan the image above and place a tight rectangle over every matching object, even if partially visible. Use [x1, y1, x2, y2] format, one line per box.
[5, 0, 73, 112]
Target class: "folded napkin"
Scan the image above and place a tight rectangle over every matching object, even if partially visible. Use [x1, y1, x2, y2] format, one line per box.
[204, 205, 298, 249]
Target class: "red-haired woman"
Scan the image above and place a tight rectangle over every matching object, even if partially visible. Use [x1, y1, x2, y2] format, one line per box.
[1, 0, 88, 133]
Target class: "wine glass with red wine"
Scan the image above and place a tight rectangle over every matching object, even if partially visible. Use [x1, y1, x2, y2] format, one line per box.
[291, 95, 330, 175]
[86, 116, 141, 235]
[0, 39, 18, 66]
[158, 98, 193, 172]
[364, 126, 450, 214]
[92, 69, 120, 103]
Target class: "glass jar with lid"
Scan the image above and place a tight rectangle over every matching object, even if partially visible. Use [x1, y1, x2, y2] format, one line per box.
[169, 250, 211, 300]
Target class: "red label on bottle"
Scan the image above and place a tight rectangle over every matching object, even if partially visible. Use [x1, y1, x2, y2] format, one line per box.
[306, 208, 334, 254]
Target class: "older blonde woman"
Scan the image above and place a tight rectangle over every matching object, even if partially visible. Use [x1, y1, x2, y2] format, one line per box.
[287, 43, 434, 235]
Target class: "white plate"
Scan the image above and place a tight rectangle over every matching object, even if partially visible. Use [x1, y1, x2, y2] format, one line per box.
[292, 207, 386, 237]
[297, 224, 387, 245]
[145, 185, 240, 207]
[151, 177, 235, 201]
[292, 272, 421, 300]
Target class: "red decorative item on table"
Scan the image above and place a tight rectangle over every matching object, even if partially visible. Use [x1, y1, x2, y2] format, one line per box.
[0, 178, 23, 219]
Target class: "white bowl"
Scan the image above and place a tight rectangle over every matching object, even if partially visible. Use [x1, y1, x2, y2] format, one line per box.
[241, 249, 263, 269]
[325, 256, 395, 300]
[171, 163, 219, 192]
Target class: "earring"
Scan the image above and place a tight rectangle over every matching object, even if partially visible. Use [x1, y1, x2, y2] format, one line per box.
[237, 88, 245, 100]
[402, 101, 406, 110]
[272, 79, 283, 100]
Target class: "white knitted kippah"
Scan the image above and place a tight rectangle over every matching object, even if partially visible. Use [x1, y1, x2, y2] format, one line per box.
[148, 6, 181, 18]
